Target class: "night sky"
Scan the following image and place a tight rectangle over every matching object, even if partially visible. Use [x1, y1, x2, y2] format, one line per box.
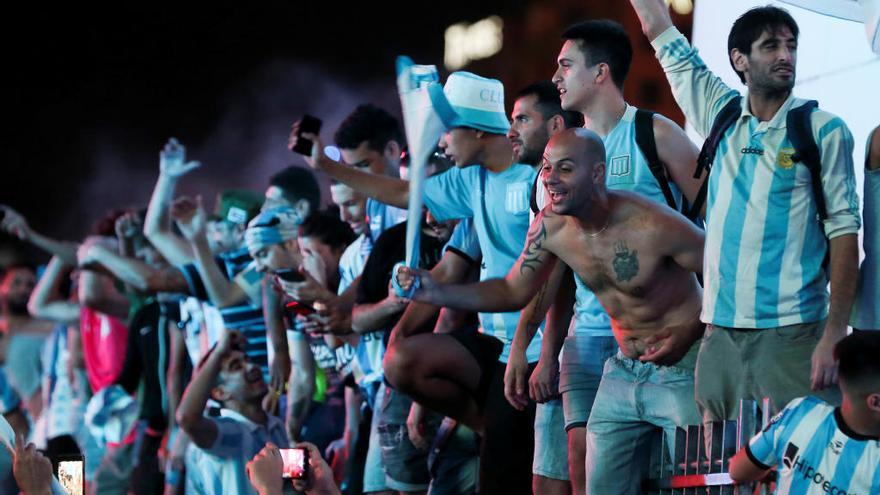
[2, 0, 689, 261]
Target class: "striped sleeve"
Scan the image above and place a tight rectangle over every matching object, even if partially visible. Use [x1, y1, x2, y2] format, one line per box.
[814, 114, 861, 239]
[651, 27, 740, 139]
[746, 397, 806, 469]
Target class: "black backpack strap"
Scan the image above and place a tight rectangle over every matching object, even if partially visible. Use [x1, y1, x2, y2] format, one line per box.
[530, 172, 540, 214]
[634, 109, 678, 211]
[688, 95, 743, 219]
[787, 100, 826, 221]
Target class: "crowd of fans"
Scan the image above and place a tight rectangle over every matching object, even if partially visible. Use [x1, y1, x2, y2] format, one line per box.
[0, 0, 877, 494]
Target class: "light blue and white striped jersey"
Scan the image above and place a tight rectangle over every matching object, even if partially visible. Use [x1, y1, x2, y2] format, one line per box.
[851, 130, 880, 330]
[188, 409, 289, 495]
[746, 396, 880, 494]
[652, 27, 861, 329]
[424, 164, 543, 363]
[534, 104, 685, 338]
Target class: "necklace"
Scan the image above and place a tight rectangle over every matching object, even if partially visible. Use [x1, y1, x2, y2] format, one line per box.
[586, 216, 611, 237]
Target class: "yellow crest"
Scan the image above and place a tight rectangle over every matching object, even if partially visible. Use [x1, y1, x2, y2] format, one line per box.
[777, 148, 796, 169]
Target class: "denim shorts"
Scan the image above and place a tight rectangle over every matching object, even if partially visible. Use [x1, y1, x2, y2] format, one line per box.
[559, 334, 618, 430]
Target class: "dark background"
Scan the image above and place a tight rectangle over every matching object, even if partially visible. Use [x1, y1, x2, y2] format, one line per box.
[1, 0, 691, 263]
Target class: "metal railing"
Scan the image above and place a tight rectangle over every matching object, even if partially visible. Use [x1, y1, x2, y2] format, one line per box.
[643, 399, 772, 495]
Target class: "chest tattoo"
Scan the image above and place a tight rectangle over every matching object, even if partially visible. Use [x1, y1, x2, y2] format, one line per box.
[612, 241, 639, 282]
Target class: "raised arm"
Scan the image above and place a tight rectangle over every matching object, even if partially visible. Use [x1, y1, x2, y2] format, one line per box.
[27, 256, 80, 325]
[629, 0, 739, 138]
[143, 138, 201, 266]
[172, 196, 247, 308]
[0, 206, 79, 265]
[77, 246, 131, 320]
[177, 330, 244, 449]
[403, 217, 558, 313]
[628, 0, 673, 41]
[78, 240, 181, 294]
[288, 123, 409, 209]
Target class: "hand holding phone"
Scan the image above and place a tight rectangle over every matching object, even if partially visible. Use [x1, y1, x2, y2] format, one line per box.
[56, 454, 85, 495]
[280, 447, 309, 480]
[275, 268, 305, 283]
[292, 115, 323, 156]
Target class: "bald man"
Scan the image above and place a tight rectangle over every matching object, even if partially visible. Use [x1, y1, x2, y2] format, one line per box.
[397, 128, 707, 494]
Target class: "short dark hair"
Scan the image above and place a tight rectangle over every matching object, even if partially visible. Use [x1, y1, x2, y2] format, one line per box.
[728, 6, 799, 84]
[298, 210, 356, 252]
[269, 166, 321, 213]
[835, 331, 880, 395]
[562, 20, 633, 90]
[334, 104, 405, 152]
[516, 81, 584, 129]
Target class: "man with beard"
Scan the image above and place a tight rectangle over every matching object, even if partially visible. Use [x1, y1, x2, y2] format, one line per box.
[291, 73, 561, 494]
[629, 0, 860, 421]
[504, 80, 584, 494]
[512, 20, 705, 494]
[395, 128, 706, 494]
[0, 265, 52, 421]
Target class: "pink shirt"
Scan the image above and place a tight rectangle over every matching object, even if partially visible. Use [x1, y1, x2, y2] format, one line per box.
[79, 308, 128, 393]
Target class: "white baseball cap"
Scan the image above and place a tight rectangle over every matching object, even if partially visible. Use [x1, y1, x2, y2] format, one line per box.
[427, 71, 510, 135]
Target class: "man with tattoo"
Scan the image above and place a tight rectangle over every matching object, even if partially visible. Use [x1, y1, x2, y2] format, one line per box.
[292, 73, 561, 495]
[396, 128, 706, 494]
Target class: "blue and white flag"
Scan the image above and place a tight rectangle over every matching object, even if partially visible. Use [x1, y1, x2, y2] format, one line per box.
[395, 56, 444, 269]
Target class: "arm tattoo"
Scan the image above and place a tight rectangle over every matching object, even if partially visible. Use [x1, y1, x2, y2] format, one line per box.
[520, 220, 548, 275]
[528, 282, 549, 325]
[612, 241, 639, 282]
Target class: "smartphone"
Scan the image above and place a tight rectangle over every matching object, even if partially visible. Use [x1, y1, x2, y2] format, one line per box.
[280, 447, 309, 480]
[293, 115, 323, 155]
[285, 300, 316, 316]
[56, 454, 85, 495]
[275, 268, 305, 283]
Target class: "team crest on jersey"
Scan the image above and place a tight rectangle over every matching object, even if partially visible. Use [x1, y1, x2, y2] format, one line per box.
[828, 439, 844, 455]
[777, 148, 796, 169]
[505, 182, 528, 214]
[609, 155, 631, 177]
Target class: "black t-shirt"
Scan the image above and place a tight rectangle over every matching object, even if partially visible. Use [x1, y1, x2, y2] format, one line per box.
[116, 298, 183, 431]
[355, 221, 448, 333]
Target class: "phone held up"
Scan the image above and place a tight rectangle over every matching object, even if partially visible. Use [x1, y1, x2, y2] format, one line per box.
[56, 453, 85, 495]
[292, 115, 323, 156]
[280, 447, 309, 480]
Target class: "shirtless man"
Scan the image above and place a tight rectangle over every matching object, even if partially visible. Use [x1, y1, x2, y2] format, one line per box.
[397, 128, 706, 494]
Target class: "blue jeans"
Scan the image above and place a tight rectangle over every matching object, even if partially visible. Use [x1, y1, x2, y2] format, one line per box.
[533, 398, 569, 480]
[585, 344, 701, 494]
